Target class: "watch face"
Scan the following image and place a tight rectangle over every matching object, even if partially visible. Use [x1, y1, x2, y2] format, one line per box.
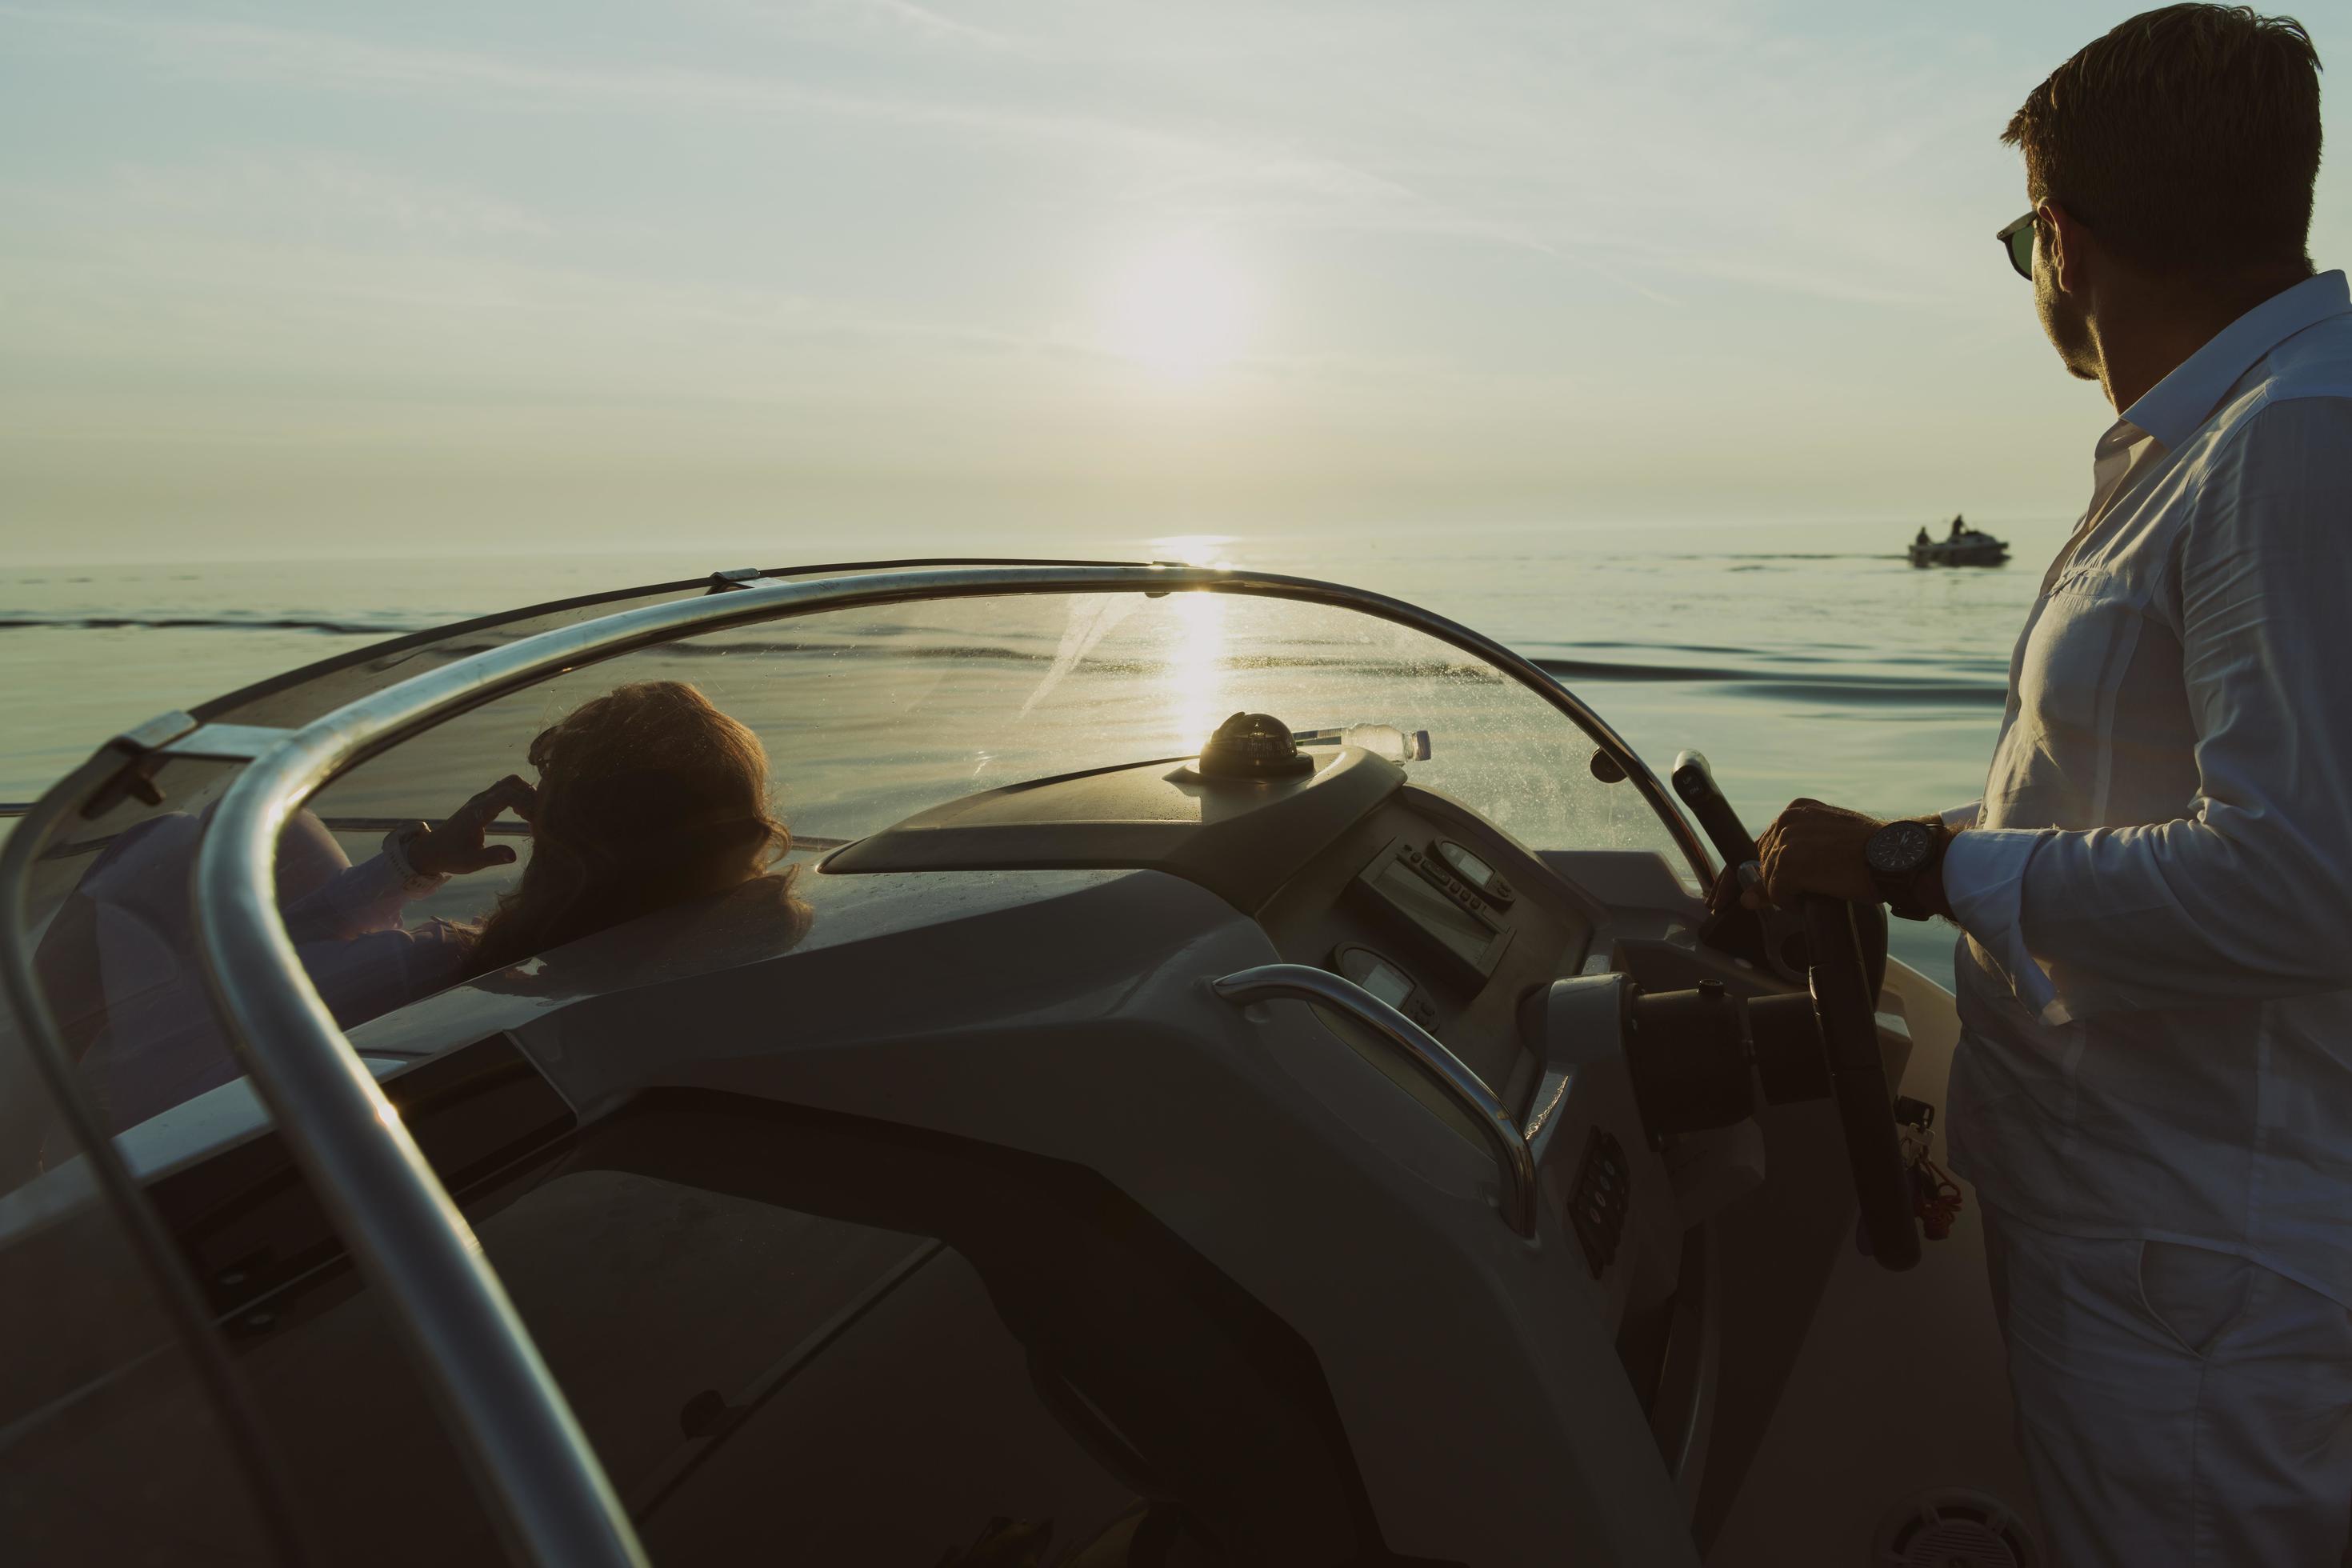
[1866, 820, 1934, 874]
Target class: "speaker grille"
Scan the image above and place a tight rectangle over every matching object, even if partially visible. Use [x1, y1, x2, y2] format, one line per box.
[1870, 1489, 2039, 1568]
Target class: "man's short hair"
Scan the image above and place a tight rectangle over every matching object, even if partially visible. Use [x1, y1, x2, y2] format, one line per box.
[2003, 5, 2322, 275]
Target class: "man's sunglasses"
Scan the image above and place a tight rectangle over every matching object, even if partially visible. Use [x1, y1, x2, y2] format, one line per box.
[1997, 211, 2038, 281]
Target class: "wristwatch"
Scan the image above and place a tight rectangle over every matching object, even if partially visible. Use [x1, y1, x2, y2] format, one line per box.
[380, 822, 446, 894]
[1864, 818, 1948, 922]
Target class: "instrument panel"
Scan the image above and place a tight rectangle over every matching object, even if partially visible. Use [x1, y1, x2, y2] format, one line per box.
[1256, 786, 1604, 1110]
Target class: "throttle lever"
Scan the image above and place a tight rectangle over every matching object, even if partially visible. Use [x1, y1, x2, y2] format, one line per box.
[1673, 750, 1893, 998]
[1674, 750, 1798, 980]
[1670, 749, 1758, 870]
[1674, 747, 1778, 973]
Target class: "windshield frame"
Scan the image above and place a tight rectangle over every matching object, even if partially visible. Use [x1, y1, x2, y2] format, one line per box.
[201, 562, 1711, 882]
[181, 556, 1162, 733]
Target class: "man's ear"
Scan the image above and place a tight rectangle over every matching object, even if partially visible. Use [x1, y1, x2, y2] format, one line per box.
[2040, 200, 2090, 296]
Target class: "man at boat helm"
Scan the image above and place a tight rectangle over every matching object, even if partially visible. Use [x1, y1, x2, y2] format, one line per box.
[1739, 7, 2352, 1564]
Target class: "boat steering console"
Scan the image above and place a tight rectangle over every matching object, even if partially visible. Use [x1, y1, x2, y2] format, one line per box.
[1602, 750, 1918, 1270]
[1571, 898, 1919, 1270]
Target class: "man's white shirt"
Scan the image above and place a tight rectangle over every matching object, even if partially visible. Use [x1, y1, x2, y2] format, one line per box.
[1940, 270, 2352, 1303]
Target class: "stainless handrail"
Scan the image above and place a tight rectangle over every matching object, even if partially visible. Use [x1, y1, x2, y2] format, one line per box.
[198, 793, 649, 1562]
[185, 562, 1698, 1563]
[1211, 962, 1539, 1238]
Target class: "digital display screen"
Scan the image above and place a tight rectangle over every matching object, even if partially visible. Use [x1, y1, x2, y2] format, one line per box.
[1373, 858, 1496, 968]
[1437, 841, 1497, 892]
[1358, 957, 1414, 1006]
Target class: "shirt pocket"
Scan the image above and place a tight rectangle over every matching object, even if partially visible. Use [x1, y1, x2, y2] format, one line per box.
[2016, 565, 2138, 750]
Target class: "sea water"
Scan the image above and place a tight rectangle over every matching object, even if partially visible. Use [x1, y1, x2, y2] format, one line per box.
[0, 516, 2069, 988]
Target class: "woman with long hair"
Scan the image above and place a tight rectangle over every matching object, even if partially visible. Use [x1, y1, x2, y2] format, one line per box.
[449, 680, 794, 977]
[47, 680, 796, 1132]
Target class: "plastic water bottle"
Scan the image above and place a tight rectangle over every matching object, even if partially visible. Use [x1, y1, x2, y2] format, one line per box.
[1290, 724, 1432, 762]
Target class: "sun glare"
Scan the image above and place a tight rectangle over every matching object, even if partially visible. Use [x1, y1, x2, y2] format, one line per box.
[1147, 534, 1235, 567]
[1103, 238, 1250, 378]
[1167, 588, 1226, 755]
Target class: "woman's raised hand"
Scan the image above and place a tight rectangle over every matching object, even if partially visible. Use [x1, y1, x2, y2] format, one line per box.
[409, 774, 538, 878]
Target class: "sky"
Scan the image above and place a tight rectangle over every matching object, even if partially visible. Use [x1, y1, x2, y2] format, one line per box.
[2, 1, 2349, 559]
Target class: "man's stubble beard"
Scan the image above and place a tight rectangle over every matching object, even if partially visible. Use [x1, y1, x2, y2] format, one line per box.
[2037, 263, 2102, 382]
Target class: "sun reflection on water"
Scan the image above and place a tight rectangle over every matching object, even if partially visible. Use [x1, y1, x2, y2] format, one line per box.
[1146, 535, 1236, 755]
[1167, 589, 1225, 756]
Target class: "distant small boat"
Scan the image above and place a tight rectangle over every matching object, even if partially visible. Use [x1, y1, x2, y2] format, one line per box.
[1910, 519, 2009, 568]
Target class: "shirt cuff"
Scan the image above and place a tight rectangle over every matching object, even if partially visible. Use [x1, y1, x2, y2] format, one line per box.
[1941, 827, 2062, 1022]
[282, 854, 443, 942]
[1938, 800, 1983, 830]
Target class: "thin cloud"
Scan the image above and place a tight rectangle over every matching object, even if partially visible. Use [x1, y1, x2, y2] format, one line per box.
[93, 154, 554, 241]
[0, 2, 2047, 329]
[1135, 157, 1682, 306]
[710, 0, 1034, 54]
[0, 6, 1207, 159]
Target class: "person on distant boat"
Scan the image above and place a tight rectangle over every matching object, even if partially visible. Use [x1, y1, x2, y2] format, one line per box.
[1730, 10, 2352, 1565]
[40, 681, 802, 1132]
[1917, 526, 1932, 546]
[1949, 514, 1966, 538]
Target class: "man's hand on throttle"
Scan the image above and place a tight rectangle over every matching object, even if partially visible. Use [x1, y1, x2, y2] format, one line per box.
[408, 774, 537, 878]
[1739, 798, 1886, 910]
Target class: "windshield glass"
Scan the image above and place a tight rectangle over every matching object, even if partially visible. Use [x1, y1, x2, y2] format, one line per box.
[310, 585, 1694, 886]
[10, 582, 1700, 1139]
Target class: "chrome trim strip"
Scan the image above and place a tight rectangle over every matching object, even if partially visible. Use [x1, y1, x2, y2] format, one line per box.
[184, 562, 1694, 1562]
[113, 710, 204, 753]
[1210, 961, 1538, 1238]
[1520, 1066, 1574, 1150]
[156, 724, 296, 762]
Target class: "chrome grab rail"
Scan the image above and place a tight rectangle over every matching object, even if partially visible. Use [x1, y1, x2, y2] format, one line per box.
[198, 766, 650, 1563]
[178, 563, 1695, 1564]
[1211, 962, 1539, 1238]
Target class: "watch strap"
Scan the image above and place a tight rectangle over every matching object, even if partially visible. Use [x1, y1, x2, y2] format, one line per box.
[380, 823, 446, 893]
[1872, 819, 1949, 922]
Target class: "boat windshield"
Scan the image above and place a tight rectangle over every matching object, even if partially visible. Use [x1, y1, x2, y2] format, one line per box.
[5, 578, 1701, 1145]
[310, 584, 1696, 907]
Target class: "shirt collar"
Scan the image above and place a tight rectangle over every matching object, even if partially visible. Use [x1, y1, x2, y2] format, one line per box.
[2120, 270, 2350, 447]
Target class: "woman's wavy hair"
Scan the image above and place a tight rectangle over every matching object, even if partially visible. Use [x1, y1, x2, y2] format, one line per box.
[466, 681, 790, 974]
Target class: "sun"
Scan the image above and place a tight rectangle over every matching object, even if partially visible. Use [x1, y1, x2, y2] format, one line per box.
[1102, 237, 1250, 378]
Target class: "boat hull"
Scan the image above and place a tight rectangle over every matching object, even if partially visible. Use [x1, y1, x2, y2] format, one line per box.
[1910, 542, 2009, 568]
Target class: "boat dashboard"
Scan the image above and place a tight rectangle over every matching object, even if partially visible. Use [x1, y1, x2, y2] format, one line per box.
[821, 745, 1606, 1112]
[21, 742, 1774, 1565]
[308, 744, 1738, 1389]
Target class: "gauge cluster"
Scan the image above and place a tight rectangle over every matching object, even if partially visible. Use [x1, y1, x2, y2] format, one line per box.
[1350, 834, 1517, 988]
[1256, 788, 1605, 1105]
